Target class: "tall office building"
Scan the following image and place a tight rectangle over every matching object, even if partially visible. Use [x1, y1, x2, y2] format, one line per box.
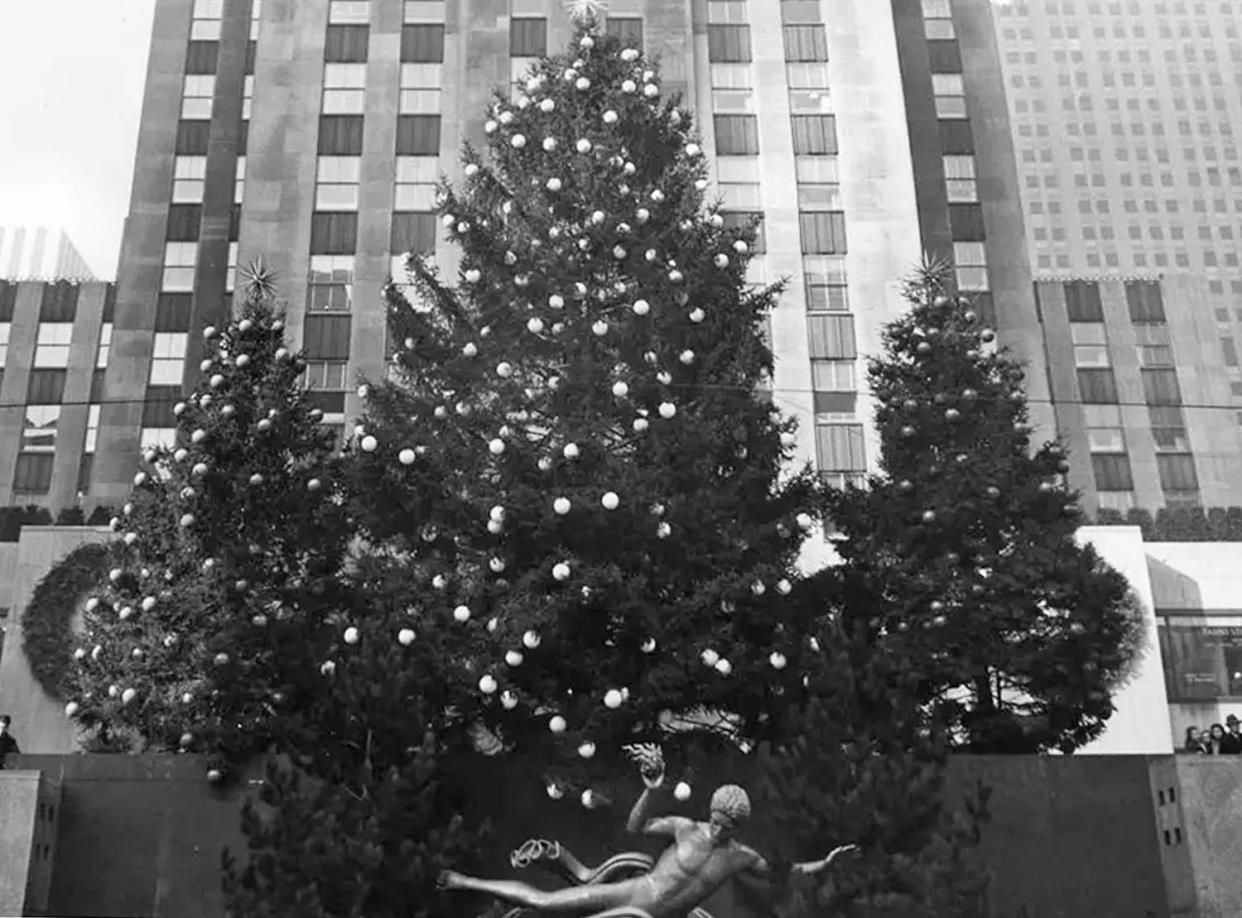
[90, 0, 1040, 509]
[993, 1, 1242, 512]
[0, 228, 95, 282]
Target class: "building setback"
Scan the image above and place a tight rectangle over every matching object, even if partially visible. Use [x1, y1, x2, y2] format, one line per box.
[90, 0, 1037, 509]
[993, 0, 1242, 512]
[0, 229, 95, 282]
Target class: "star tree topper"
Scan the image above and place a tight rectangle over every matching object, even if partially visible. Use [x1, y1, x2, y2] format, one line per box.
[564, 0, 607, 25]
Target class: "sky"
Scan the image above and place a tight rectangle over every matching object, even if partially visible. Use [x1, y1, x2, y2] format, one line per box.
[0, 1, 158, 281]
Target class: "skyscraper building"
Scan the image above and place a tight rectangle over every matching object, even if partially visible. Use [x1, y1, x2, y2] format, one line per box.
[89, 0, 1041, 510]
[993, 0, 1242, 512]
[0, 228, 95, 282]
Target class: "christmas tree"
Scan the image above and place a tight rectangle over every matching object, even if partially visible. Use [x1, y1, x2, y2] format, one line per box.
[63, 265, 354, 778]
[342, 18, 827, 804]
[825, 263, 1145, 753]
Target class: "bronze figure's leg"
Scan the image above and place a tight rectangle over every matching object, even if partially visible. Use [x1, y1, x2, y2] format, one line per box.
[439, 871, 642, 914]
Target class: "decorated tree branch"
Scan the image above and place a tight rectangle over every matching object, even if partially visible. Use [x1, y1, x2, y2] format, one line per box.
[824, 262, 1146, 753]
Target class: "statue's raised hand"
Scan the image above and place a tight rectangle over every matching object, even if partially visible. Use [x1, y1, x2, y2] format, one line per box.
[623, 742, 665, 788]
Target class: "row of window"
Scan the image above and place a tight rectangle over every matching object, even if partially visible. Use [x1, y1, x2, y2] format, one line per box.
[712, 113, 837, 156]
[1064, 280, 1167, 323]
[1091, 451, 1200, 494]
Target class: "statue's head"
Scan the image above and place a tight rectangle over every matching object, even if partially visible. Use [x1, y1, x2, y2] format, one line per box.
[708, 784, 751, 832]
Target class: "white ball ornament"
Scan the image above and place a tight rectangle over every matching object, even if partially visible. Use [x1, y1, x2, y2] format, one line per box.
[523, 630, 542, 649]
[770, 651, 788, 670]
[134, 472, 147, 486]
[485, 119, 497, 133]
[540, 98, 555, 113]
[464, 163, 479, 177]
[636, 208, 650, 223]
[505, 650, 524, 667]
[622, 79, 636, 93]
[659, 402, 676, 419]
[546, 177, 563, 192]
[65, 701, 79, 717]
[235, 353, 250, 368]
[511, 134, 527, 148]
[563, 443, 580, 459]
[479, 675, 498, 695]
[633, 418, 649, 433]
[142, 596, 157, 611]
[180, 513, 196, 528]
[576, 139, 592, 153]
[622, 48, 639, 61]
[122, 688, 137, 705]
[612, 381, 629, 398]
[796, 512, 814, 531]
[502, 690, 519, 710]
[489, 438, 506, 455]
[527, 317, 545, 333]
[714, 254, 729, 268]
[497, 362, 513, 378]
[453, 605, 471, 623]
[641, 637, 657, 653]
[680, 350, 695, 365]
[554, 497, 571, 515]
[578, 741, 596, 759]
[686, 143, 701, 157]
[344, 626, 359, 645]
[701, 648, 720, 667]
[538, 456, 553, 471]
[124, 532, 138, 546]
[689, 308, 705, 323]
[601, 492, 620, 510]
[203, 325, 217, 339]
[465, 268, 481, 283]
[307, 478, 322, 491]
[499, 111, 514, 125]
[361, 435, 378, 453]
[320, 661, 336, 676]
[715, 658, 733, 676]
[603, 110, 618, 124]
[575, 77, 591, 90]
[552, 562, 571, 581]
[543, 137, 557, 151]
[777, 579, 792, 595]
[549, 715, 567, 734]
[674, 782, 693, 802]
[632, 299, 650, 316]
[592, 320, 609, 336]
[604, 689, 624, 709]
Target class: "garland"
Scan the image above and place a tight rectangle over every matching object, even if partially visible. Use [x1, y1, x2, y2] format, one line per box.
[22, 541, 111, 701]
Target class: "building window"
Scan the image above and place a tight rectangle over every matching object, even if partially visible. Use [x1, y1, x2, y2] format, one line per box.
[719, 212, 765, 254]
[395, 155, 437, 210]
[190, 0, 223, 40]
[1158, 620, 1242, 701]
[140, 428, 178, 452]
[325, 24, 370, 62]
[807, 314, 856, 359]
[948, 203, 985, 241]
[315, 157, 361, 210]
[33, 323, 73, 369]
[1064, 281, 1104, 321]
[815, 424, 866, 486]
[943, 155, 977, 202]
[932, 73, 967, 119]
[391, 212, 437, 258]
[1157, 454, 1199, 493]
[1150, 406, 1190, 452]
[804, 265, 848, 312]
[21, 405, 60, 453]
[396, 115, 441, 156]
[173, 156, 207, 203]
[84, 404, 101, 453]
[175, 120, 211, 156]
[323, 64, 366, 114]
[1077, 368, 1119, 404]
[304, 359, 348, 390]
[166, 204, 202, 242]
[328, 0, 370, 24]
[707, 25, 752, 62]
[1126, 281, 1166, 323]
[401, 24, 445, 62]
[1091, 453, 1134, 491]
[800, 211, 848, 255]
[1223, 337, 1240, 368]
[399, 63, 441, 115]
[784, 25, 828, 62]
[0, 322, 9, 370]
[1142, 368, 1182, 406]
[150, 332, 188, 386]
[161, 242, 198, 292]
[13, 454, 54, 495]
[810, 359, 855, 391]
[605, 17, 643, 50]
[922, 0, 955, 39]
[304, 315, 352, 361]
[796, 183, 841, 211]
[791, 115, 837, 155]
[96, 322, 111, 368]
[181, 74, 216, 120]
[714, 115, 759, 155]
[953, 242, 988, 292]
[510, 18, 546, 57]
[310, 212, 359, 255]
[308, 255, 355, 312]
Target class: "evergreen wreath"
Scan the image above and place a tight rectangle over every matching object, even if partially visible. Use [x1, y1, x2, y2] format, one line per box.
[22, 541, 111, 700]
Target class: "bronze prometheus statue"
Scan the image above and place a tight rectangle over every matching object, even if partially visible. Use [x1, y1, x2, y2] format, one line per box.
[439, 743, 857, 918]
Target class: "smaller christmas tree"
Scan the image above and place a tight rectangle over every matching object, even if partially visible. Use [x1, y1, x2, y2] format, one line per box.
[825, 262, 1146, 753]
[64, 264, 354, 778]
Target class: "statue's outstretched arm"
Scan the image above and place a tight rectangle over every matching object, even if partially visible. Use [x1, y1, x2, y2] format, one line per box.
[623, 743, 694, 837]
[743, 844, 859, 879]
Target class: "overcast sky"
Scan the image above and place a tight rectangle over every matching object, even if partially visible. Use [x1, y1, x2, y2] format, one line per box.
[0, 1, 157, 280]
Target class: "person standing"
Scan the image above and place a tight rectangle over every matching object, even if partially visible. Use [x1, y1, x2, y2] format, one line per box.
[0, 715, 20, 767]
[1182, 726, 1207, 754]
[1220, 715, 1242, 754]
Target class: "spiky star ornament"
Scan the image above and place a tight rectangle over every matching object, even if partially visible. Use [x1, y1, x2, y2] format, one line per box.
[564, 0, 607, 25]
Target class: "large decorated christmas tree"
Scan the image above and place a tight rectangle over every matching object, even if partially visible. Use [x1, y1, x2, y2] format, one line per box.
[341, 15, 828, 804]
[62, 268, 354, 778]
[825, 264, 1145, 754]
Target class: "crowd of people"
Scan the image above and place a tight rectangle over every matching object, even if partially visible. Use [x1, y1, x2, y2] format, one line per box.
[1182, 714, 1242, 754]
